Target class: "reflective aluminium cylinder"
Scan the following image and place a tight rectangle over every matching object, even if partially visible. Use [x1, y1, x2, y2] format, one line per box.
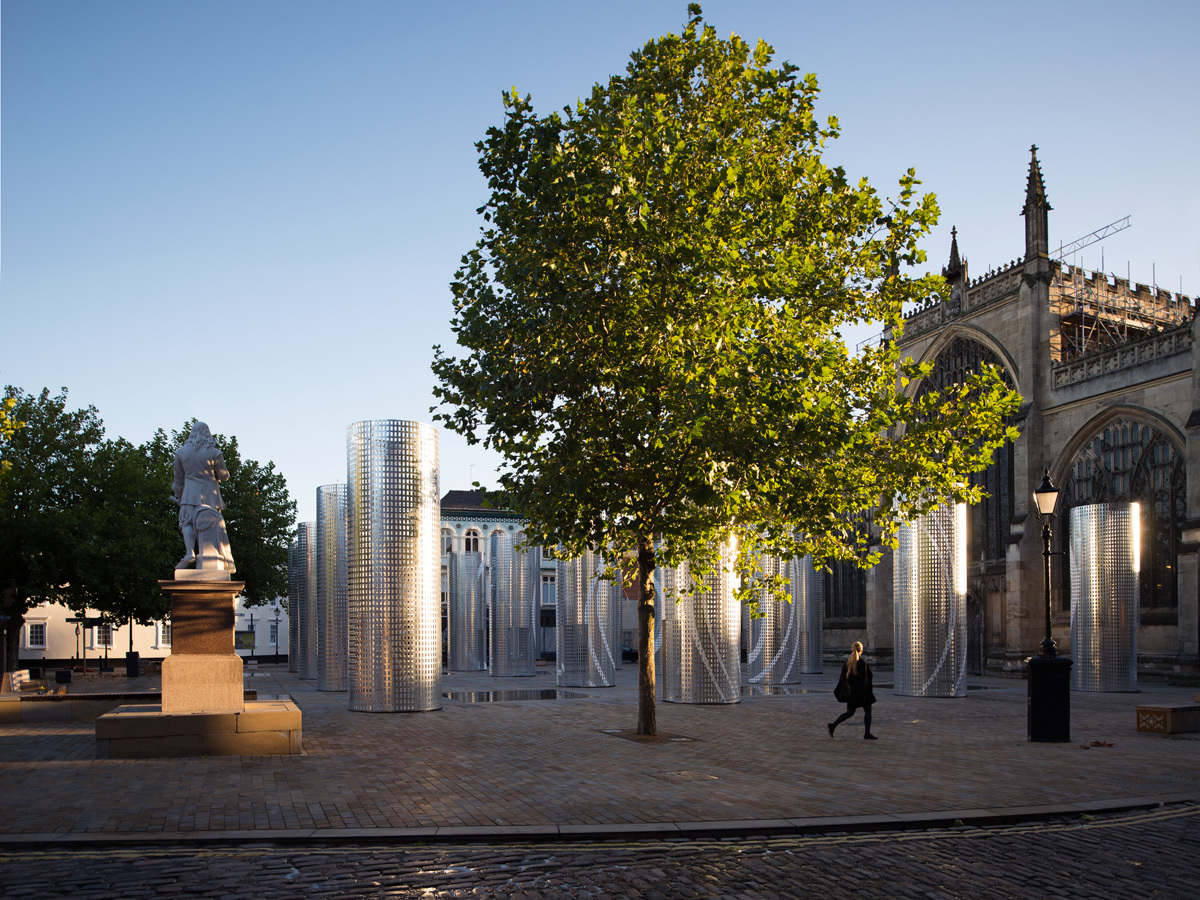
[653, 558, 679, 674]
[1070, 503, 1140, 692]
[489, 531, 537, 677]
[556, 550, 617, 687]
[316, 484, 349, 692]
[286, 539, 300, 673]
[297, 521, 318, 681]
[747, 554, 803, 685]
[346, 420, 441, 712]
[662, 544, 741, 704]
[790, 555, 824, 674]
[894, 503, 968, 698]
[447, 550, 486, 671]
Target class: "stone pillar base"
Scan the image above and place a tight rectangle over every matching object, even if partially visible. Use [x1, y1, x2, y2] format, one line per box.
[162, 654, 244, 714]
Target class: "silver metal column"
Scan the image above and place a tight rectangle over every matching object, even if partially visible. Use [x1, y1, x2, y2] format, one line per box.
[894, 503, 968, 698]
[286, 539, 300, 673]
[556, 550, 616, 687]
[653, 558, 679, 682]
[489, 530, 537, 676]
[1069, 503, 1140, 692]
[316, 484, 349, 692]
[297, 521, 318, 680]
[447, 550, 486, 671]
[662, 543, 741, 704]
[346, 419, 441, 712]
[791, 555, 823, 674]
[747, 554, 805, 685]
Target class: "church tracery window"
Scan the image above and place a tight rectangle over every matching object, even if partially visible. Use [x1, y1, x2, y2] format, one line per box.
[915, 337, 1015, 565]
[1059, 418, 1184, 612]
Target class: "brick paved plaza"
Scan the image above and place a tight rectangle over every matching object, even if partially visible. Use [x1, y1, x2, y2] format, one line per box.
[3, 665, 1199, 898]
[1, 664, 1197, 842]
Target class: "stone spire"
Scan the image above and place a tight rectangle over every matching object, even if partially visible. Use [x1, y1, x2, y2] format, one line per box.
[942, 226, 963, 282]
[1022, 145, 1051, 261]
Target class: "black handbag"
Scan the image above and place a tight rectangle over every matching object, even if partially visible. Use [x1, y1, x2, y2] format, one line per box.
[834, 678, 850, 703]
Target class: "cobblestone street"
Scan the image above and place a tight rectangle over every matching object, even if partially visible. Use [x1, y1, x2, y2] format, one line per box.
[2, 803, 1197, 899]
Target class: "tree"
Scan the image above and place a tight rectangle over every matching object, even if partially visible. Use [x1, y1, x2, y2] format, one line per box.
[432, 6, 1021, 734]
[0, 387, 106, 668]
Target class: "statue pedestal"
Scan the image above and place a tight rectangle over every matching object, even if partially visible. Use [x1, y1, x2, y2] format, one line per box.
[159, 577, 246, 715]
[95, 575, 302, 758]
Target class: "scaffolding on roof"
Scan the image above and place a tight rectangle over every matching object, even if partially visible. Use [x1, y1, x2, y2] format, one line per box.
[1051, 262, 1192, 363]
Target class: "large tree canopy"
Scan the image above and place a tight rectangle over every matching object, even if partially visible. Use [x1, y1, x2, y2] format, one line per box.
[433, 6, 1020, 733]
[0, 388, 295, 669]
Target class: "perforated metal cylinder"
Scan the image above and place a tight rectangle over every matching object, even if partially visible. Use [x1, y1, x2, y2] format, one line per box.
[1069, 503, 1139, 692]
[297, 521, 318, 680]
[489, 531, 537, 677]
[653, 557, 678, 678]
[556, 550, 616, 687]
[447, 550, 486, 671]
[662, 543, 741, 704]
[747, 554, 813, 685]
[316, 484, 349, 692]
[791, 555, 823, 674]
[286, 539, 300, 673]
[346, 420, 441, 713]
[894, 503, 968, 698]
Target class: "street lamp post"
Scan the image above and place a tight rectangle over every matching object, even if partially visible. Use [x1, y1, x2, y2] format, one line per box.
[1028, 471, 1073, 742]
[273, 607, 281, 665]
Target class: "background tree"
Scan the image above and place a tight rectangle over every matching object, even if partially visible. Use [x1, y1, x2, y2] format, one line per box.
[0, 387, 105, 669]
[433, 5, 1020, 735]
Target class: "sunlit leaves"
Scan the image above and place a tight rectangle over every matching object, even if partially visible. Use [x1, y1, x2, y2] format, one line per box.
[432, 5, 1020, 727]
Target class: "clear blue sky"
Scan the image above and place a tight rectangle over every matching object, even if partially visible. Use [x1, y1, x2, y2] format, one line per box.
[3, 0, 1197, 526]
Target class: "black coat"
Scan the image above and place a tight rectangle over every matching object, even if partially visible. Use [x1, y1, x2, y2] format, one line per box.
[834, 660, 876, 710]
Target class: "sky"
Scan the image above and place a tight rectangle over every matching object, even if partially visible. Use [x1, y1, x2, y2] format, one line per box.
[3, 0, 1198, 527]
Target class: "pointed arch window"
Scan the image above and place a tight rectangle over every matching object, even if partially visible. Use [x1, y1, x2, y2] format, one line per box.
[915, 337, 1015, 564]
[1060, 418, 1184, 612]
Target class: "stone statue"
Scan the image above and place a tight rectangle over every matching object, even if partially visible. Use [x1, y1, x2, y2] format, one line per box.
[171, 421, 236, 573]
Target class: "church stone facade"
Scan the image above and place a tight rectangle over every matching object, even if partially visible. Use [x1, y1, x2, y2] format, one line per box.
[866, 147, 1197, 677]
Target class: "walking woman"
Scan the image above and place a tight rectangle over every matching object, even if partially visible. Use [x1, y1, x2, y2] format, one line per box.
[828, 641, 877, 739]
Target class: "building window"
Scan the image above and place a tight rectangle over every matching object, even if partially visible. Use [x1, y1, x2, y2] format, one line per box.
[824, 561, 866, 620]
[1060, 418, 1184, 611]
[96, 623, 113, 648]
[442, 528, 455, 553]
[161, 621, 172, 647]
[464, 529, 480, 552]
[26, 622, 47, 649]
[269, 621, 279, 646]
[541, 573, 556, 606]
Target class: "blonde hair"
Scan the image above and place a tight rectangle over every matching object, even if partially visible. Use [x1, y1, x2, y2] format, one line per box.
[846, 641, 864, 674]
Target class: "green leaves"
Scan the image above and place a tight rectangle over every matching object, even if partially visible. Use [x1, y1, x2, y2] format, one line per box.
[432, 4, 1021, 728]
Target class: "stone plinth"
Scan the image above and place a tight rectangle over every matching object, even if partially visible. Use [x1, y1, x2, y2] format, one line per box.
[1136, 704, 1200, 734]
[95, 699, 302, 758]
[159, 578, 245, 714]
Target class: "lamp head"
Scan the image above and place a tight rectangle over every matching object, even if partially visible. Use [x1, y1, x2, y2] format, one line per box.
[1033, 470, 1059, 518]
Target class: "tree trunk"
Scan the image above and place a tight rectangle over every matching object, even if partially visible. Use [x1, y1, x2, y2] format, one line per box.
[636, 536, 657, 735]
